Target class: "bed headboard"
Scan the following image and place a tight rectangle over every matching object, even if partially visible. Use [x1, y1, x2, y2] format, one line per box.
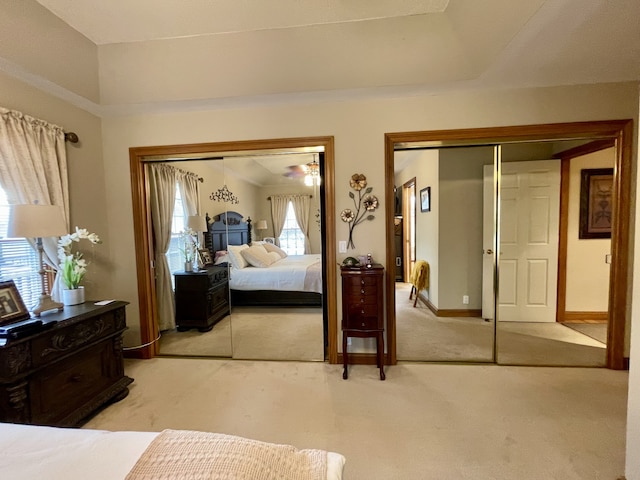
[205, 211, 252, 253]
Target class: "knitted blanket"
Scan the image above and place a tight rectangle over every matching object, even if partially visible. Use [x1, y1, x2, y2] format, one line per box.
[125, 429, 328, 480]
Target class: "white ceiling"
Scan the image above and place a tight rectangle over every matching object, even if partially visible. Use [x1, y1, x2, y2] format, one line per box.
[35, 0, 451, 45]
[33, 0, 640, 100]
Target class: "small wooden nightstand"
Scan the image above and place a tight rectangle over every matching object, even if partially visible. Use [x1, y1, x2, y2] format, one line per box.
[341, 264, 385, 380]
[174, 266, 229, 332]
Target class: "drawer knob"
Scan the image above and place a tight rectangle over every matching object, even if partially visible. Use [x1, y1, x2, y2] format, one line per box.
[361, 289, 365, 294]
[70, 374, 83, 383]
[361, 322, 365, 327]
[361, 280, 365, 285]
[361, 309, 365, 314]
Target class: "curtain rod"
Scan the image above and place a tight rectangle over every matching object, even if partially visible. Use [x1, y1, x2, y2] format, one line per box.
[64, 132, 79, 143]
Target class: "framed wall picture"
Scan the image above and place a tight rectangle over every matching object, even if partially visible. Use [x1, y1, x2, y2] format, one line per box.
[0, 280, 30, 326]
[420, 186, 431, 213]
[579, 168, 613, 239]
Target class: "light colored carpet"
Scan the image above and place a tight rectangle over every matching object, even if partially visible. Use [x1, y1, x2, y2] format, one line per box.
[230, 306, 324, 361]
[85, 357, 628, 480]
[159, 307, 324, 361]
[395, 283, 606, 366]
[159, 316, 232, 357]
[564, 323, 608, 344]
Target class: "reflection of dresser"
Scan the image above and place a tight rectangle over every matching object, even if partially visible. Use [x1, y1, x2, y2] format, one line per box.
[174, 266, 229, 332]
[0, 301, 132, 427]
[341, 264, 385, 380]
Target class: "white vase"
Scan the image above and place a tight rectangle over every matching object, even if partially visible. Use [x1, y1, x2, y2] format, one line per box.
[62, 286, 85, 306]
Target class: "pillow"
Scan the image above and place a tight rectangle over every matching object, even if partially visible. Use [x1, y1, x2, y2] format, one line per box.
[227, 244, 250, 269]
[263, 243, 288, 259]
[250, 241, 266, 246]
[214, 250, 229, 265]
[240, 245, 277, 268]
[267, 251, 282, 263]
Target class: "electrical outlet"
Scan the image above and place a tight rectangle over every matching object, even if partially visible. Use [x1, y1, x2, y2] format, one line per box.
[339, 241, 347, 253]
[463, 295, 469, 305]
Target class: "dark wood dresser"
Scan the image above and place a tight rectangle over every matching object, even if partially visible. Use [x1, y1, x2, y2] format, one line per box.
[341, 264, 385, 380]
[0, 301, 133, 427]
[174, 266, 230, 332]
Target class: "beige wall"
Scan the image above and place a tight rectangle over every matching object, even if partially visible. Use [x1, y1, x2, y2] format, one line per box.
[395, 150, 440, 304]
[565, 148, 614, 311]
[95, 82, 639, 346]
[438, 148, 493, 310]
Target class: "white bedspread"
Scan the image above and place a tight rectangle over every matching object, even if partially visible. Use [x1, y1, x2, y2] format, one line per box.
[230, 254, 322, 293]
[0, 423, 345, 480]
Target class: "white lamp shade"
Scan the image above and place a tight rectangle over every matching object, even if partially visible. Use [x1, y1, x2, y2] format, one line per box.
[256, 220, 268, 230]
[7, 204, 67, 238]
[187, 215, 208, 232]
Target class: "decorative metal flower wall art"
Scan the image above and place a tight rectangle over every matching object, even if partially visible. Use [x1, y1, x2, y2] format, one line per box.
[340, 173, 379, 249]
[209, 185, 239, 204]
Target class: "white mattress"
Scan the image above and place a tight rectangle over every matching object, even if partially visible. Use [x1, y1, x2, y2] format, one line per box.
[0, 423, 345, 480]
[230, 254, 322, 293]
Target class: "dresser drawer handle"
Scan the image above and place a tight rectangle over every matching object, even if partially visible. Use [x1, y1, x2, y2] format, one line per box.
[361, 289, 365, 294]
[70, 374, 83, 383]
[361, 322, 366, 327]
[361, 280, 365, 285]
[360, 298, 364, 303]
[361, 309, 365, 314]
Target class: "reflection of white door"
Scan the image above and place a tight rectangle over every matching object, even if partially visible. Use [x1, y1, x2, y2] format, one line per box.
[482, 160, 561, 322]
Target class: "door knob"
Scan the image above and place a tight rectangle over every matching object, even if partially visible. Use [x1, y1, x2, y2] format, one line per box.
[485, 249, 493, 254]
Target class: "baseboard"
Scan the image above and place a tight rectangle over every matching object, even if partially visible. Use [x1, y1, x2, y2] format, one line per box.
[562, 311, 608, 323]
[424, 298, 481, 317]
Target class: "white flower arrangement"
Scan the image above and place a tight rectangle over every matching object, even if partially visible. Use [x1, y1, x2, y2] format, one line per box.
[57, 227, 102, 289]
[179, 227, 197, 263]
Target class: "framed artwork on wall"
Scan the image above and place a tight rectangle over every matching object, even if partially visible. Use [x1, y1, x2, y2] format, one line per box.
[420, 186, 431, 213]
[579, 168, 613, 239]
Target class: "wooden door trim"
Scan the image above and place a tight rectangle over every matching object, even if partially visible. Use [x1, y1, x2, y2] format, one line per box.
[385, 120, 633, 369]
[555, 139, 615, 323]
[129, 136, 337, 362]
[402, 178, 416, 282]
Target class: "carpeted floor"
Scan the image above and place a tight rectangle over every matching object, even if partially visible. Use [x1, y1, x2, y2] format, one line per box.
[564, 323, 608, 344]
[395, 283, 607, 366]
[159, 306, 324, 361]
[84, 357, 629, 480]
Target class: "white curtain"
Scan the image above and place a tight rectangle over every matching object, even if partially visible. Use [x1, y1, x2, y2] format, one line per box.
[269, 195, 289, 244]
[178, 171, 200, 217]
[147, 163, 178, 331]
[177, 171, 201, 246]
[291, 195, 311, 254]
[0, 107, 69, 300]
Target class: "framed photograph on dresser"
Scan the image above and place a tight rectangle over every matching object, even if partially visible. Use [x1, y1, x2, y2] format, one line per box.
[198, 249, 214, 266]
[0, 280, 30, 325]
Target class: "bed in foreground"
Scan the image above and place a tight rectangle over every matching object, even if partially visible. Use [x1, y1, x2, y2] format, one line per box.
[0, 422, 346, 480]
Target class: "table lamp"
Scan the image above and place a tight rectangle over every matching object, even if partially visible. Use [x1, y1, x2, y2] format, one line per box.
[256, 220, 268, 240]
[8, 204, 67, 317]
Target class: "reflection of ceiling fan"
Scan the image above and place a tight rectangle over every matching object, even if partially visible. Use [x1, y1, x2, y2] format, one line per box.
[284, 159, 320, 186]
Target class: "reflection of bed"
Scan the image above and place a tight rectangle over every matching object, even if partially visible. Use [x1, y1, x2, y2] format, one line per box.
[0, 423, 345, 480]
[205, 211, 323, 307]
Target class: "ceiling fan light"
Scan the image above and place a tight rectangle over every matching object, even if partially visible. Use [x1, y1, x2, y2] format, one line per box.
[304, 174, 313, 186]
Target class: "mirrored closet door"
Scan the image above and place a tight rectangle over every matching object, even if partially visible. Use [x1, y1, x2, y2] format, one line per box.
[151, 148, 327, 362]
[390, 135, 615, 367]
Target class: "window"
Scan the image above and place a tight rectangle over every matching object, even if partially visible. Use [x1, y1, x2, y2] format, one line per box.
[0, 188, 42, 308]
[278, 202, 305, 255]
[165, 185, 185, 288]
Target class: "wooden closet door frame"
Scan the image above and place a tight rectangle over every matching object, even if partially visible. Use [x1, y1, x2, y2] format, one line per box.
[384, 120, 633, 369]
